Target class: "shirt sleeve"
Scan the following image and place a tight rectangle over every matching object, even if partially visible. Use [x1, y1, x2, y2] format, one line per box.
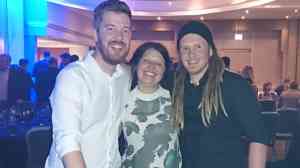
[232, 78, 271, 145]
[50, 68, 85, 159]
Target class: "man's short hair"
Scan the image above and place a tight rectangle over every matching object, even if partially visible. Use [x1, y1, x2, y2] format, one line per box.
[71, 54, 79, 62]
[60, 53, 71, 59]
[43, 51, 51, 58]
[19, 58, 29, 66]
[93, 0, 132, 29]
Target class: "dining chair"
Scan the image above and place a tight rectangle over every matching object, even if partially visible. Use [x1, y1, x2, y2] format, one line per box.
[25, 126, 52, 168]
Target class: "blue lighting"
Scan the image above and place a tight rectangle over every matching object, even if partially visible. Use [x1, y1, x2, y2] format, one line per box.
[24, 0, 48, 36]
[47, 0, 90, 10]
[0, 0, 48, 66]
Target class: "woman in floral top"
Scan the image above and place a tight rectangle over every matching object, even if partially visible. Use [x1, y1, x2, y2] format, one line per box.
[122, 42, 182, 168]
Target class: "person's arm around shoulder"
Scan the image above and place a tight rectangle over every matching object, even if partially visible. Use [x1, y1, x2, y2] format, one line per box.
[50, 68, 87, 168]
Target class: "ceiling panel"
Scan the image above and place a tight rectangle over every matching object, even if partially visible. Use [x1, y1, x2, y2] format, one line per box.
[47, 0, 300, 20]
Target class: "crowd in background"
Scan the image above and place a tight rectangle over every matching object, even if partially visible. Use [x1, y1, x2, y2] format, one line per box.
[1, 51, 299, 111]
[0, 51, 80, 108]
[221, 56, 300, 112]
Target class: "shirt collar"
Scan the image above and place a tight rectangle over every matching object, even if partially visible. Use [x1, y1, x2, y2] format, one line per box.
[186, 69, 209, 87]
[84, 51, 125, 79]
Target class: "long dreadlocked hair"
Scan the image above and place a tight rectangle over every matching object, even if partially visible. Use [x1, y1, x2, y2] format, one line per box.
[172, 40, 227, 128]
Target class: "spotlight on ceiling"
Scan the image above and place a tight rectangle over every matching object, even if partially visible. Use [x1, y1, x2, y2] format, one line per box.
[234, 33, 243, 40]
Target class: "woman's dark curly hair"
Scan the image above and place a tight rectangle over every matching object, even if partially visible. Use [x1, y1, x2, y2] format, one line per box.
[130, 42, 171, 90]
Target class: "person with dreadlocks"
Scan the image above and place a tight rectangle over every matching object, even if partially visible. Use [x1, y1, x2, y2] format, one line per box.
[172, 21, 271, 168]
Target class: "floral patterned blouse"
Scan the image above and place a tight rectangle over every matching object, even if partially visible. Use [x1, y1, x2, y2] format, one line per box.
[122, 86, 182, 168]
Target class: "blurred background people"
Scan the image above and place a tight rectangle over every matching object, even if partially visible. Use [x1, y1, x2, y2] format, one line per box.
[35, 57, 59, 104]
[33, 51, 51, 77]
[275, 79, 291, 96]
[222, 56, 231, 70]
[0, 54, 11, 103]
[19, 58, 29, 73]
[259, 82, 278, 101]
[278, 81, 300, 111]
[0, 54, 33, 106]
[241, 65, 258, 97]
[59, 52, 72, 70]
[70, 54, 79, 63]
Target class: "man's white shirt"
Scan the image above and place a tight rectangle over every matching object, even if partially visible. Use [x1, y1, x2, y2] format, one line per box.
[45, 52, 131, 168]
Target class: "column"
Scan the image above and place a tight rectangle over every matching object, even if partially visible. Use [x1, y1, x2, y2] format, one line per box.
[280, 22, 289, 80]
[286, 20, 299, 80]
[297, 20, 300, 83]
[24, 35, 37, 72]
[0, 0, 6, 53]
[0, 0, 47, 66]
[24, 0, 47, 72]
[5, 0, 25, 64]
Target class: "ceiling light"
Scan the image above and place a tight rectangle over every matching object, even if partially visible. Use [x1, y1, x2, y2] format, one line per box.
[232, 0, 247, 4]
[241, 16, 246, 20]
[200, 16, 205, 21]
[168, 1, 172, 6]
[294, 9, 299, 13]
[264, 5, 281, 8]
[157, 16, 161, 21]
[285, 15, 289, 19]
[245, 10, 249, 14]
[234, 33, 243, 40]
[47, 0, 89, 10]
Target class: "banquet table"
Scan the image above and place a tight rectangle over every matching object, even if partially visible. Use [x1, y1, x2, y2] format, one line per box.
[0, 105, 51, 168]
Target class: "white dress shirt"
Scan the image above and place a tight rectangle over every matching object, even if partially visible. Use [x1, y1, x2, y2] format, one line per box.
[45, 53, 131, 168]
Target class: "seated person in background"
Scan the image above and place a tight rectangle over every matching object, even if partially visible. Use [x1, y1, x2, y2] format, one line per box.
[222, 56, 231, 70]
[241, 65, 258, 97]
[278, 81, 300, 111]
[35, 57, 59, 104]
[275, 79, 290, 96]
[258, 82, 278, 101]
[122, 42, 182, 168]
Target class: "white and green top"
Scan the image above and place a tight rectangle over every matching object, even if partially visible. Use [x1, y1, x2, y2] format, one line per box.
[122, 86, 182, 168]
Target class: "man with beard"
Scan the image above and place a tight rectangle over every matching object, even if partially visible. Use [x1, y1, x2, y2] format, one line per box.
[45, 0, 132, 168]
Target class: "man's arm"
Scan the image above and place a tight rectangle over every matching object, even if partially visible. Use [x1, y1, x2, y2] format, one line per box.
[248, 142, 268, 168]
[63, 151, 86, 168]
[50, 69, 86, 168]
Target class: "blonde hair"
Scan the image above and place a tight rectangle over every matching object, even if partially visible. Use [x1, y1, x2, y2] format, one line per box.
[172, 46, 227, 128]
